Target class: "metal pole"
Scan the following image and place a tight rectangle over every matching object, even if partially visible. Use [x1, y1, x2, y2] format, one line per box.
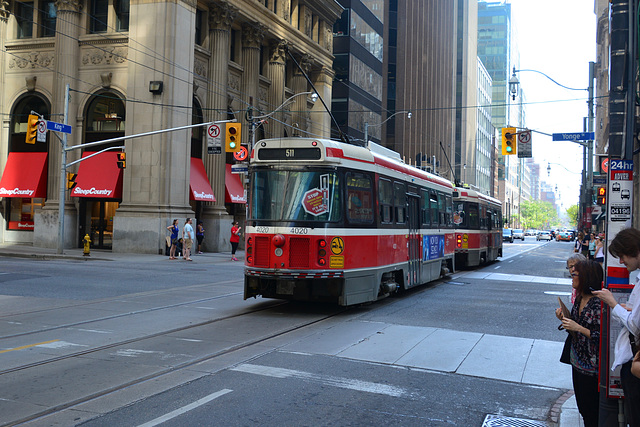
[57, 84, 70, 254]
[587, 61, 595, 206]
[364, 122, 368, 144]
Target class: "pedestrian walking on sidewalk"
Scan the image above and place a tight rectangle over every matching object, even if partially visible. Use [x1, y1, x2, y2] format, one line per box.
[555, 259, 602, 427]
[593, 227, 640, 426]
[167, 219, 179, 260]
[182, 218, 194, 261]
[230, 221, 241, 261]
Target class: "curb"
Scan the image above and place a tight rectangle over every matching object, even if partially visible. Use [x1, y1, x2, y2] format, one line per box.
[549, 389, 574, 426]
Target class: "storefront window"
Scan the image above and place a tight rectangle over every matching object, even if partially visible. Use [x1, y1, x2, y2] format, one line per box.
[84, 92, 125, 144]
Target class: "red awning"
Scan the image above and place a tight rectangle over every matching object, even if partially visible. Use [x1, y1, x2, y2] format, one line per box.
[225, 164, 246, 204]
[71, 151, 123, 199]
[0, 152, 48, 198]
[190, 158, 216, 202]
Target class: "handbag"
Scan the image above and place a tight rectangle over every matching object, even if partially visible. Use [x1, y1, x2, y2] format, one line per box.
[560, 333, 572, 364]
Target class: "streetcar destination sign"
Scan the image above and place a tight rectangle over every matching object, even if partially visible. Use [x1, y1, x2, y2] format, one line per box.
[551, 132, 594, 141]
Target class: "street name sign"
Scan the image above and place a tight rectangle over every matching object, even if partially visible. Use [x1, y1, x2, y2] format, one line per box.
[551, 132, 594, 141]
[231, 163, 248, 174]
[46, 120, 72, 134]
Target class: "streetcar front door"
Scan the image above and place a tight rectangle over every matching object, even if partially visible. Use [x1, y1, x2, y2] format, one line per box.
[407, 195, 421, 287]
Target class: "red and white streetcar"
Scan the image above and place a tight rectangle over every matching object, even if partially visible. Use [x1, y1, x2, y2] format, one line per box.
[244, 137, 456, 306]
[452, 187, 503, 268]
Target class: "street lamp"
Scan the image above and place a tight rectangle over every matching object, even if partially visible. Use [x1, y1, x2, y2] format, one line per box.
[364, 111, 411, 143]
[249, 91, 318, 149]
[510, 64, 595, 230]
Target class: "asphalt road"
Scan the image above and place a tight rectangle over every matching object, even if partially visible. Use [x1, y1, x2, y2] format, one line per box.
[0, 240, 576, 426]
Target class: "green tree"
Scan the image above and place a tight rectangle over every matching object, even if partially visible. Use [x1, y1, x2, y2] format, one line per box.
[520, 200, 558, 230]
[565, 204, 579, 228]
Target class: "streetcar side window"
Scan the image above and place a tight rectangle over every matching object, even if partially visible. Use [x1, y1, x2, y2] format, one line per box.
[378, 178, 393, 223]
[346, 172, 374, 224]
[445, 194, 453, 228]
[467, 203, 479, 229]
[394, 182, 407, 224]
[430, 191, 438, 225]
[421, 189, 430, 226]
[437, 191, 446, 227]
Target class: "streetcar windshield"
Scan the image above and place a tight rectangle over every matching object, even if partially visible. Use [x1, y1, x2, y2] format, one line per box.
[250, 169, 341, 222]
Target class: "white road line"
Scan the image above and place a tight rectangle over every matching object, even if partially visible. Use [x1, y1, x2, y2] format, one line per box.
[232, 364, 408, 397]
[136, 389, 232, 427]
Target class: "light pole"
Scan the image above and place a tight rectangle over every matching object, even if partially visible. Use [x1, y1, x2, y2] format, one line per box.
[249, 91, 318, 150]
[509, 64, 595, 228]
[364, 111, 411, 143]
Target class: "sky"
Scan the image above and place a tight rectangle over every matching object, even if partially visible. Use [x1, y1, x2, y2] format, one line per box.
[509, 0, 597, 213]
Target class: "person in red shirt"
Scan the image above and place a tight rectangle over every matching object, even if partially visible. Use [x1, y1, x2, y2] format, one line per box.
[230, 221, 241, 261]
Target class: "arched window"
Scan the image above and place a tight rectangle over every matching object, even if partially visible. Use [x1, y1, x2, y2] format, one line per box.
[10, 94, 50, 153]
[191, 98, 203, 159]
[84, 91, 125, 147]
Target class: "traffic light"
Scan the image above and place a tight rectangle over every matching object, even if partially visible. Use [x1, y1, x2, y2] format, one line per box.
[67, 172, 77, 190]
[117, 152, 126, 169]
[501, 127, 517, 155]
[225, 123, 241, 152]
[597, 186, 606, 205]
[26, 114, 39, 144]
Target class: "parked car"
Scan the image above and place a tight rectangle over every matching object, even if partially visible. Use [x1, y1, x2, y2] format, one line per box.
[556, 231, 572, 242]
[503, 228, 514, 243]
[537, 230, 553, 241]
[512, 229, 525, 240]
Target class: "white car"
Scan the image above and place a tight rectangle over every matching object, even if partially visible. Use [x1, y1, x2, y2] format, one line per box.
[537, 231, 553, 241]
[512, 229, 525, 240]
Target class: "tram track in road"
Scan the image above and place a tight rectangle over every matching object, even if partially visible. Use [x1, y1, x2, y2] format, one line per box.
[0, 295, 351, 427]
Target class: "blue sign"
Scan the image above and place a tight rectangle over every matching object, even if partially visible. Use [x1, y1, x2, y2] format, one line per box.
[552, 132, 594, 141]
[422, 235, 445, 261]
[46, 120, 72, 134]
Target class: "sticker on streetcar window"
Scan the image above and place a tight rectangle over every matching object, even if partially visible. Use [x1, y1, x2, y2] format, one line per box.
[302, 174, 331, 216]
[453, 211, 464, 225]
[422, 235, 445, 261]
[330, 256, 344, 269]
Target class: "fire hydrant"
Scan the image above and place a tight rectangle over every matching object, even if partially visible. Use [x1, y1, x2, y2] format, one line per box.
[83, 234, 91, 257]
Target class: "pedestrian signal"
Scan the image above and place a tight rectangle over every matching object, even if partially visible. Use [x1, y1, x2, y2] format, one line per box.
[501, 127, 517, 155]
[225, 123, 241, 152]
[117, 152, 126, 169]
[67, 172, 77, 190]
[597, 187, 606, 205]
[26, 114, 39, 144]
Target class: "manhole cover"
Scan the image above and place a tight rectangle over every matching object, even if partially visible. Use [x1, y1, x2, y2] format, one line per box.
[482, 414, 547, 427]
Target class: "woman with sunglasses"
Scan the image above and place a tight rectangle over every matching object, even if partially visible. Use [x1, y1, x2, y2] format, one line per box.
[555, 260, 603, 427]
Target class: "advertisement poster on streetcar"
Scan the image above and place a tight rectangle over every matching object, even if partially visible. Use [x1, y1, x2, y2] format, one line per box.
[301, 174, 331, 216]
[423, 235, 445, 261]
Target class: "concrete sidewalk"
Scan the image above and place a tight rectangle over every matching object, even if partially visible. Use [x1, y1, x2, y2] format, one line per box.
[0, 243, 581, 426]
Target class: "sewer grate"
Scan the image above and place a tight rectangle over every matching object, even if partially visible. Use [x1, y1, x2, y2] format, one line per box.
[482, 414, 547, 427]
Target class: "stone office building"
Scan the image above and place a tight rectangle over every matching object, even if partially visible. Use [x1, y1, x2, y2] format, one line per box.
[0, 0, 342, 253]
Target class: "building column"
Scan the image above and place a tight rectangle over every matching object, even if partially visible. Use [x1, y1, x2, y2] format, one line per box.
[264, 40, 287, 138]
[310, 66, 334, 139]
[241, 22, 264, 124]
[290, 54, 311, 136]
[112, 0, 196, 254]
[33, 0, 83, 249]
[200, 1, 236, 252]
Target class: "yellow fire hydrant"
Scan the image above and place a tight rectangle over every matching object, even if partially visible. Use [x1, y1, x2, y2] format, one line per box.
[83, 234, 91, 257]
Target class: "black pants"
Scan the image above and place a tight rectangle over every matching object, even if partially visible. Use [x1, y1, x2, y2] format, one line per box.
[572, 367, 599, 427]
[621, 360, 640, 427]
[231, 241, 239, 255]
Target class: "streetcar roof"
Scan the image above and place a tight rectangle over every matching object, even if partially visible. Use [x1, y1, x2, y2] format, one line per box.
[251, 137, 453, 190]
[453, 187, 501, 207]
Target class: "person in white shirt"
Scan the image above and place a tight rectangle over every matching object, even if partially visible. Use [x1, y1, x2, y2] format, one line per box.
[593, 227, 640, 426]
[182, 218, 194, 261]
